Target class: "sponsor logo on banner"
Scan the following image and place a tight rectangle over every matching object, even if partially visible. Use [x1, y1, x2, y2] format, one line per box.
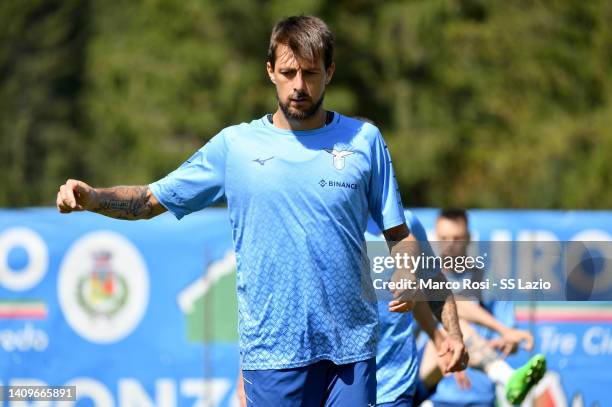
[58, 231, 149, 344]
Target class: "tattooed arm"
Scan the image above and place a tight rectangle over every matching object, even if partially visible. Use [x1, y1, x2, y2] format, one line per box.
[384, 224, 468, 371]
[413, 300, 468, 376]
[56, 179, 166, 220]
[383, 225, 462, 335]
[428, 292, 462, 339]
[418, 289, 467, 373]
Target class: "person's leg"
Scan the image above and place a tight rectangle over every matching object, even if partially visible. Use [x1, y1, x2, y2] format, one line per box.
[418, 339, 444, 390]
[417, 319, 546, 405]
[419, 319, 510, 387]
[242, 361, 328, 406]
[459, 320, 547, 405]
[459, 319, 502, 371]
[504, 354, 546, 404]
[459, 319, 546, 401]
[413, 334, 439, 405]
[324, 358, 377, 407]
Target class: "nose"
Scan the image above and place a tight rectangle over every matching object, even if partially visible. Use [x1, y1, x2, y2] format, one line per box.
[292, 70, 305, 92]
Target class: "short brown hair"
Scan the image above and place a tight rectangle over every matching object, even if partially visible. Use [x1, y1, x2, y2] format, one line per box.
[268, 15, 334, 70]
[438, 208, 469, 228]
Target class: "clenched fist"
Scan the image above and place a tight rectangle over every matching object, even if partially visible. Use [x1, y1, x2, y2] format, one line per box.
[56, 179, 96, 213]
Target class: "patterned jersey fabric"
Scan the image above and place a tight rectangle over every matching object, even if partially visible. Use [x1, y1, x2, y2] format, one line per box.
[150, 113, 405, 369]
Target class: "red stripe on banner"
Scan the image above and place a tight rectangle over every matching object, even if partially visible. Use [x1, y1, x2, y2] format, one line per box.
[516, 311, 612, 322]
[0, 310, 47, 319]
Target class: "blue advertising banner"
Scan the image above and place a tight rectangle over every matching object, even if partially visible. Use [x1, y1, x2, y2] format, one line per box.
[1, 209, 239, 406]
[1, 208, 611, 406]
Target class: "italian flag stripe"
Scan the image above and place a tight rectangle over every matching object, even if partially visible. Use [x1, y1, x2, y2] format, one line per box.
[0, 301, 47, 319]
[515, 302, 612, 322]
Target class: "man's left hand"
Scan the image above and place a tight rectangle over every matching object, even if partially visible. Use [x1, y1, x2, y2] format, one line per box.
[388, 298, 415, 312]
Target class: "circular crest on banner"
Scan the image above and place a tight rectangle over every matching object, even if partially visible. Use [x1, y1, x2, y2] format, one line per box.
[58, 231, 149, 344]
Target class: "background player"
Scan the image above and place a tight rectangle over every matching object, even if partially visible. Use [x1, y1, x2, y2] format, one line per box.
[418, 209, 546, 406]
[375, 210, 468, 407]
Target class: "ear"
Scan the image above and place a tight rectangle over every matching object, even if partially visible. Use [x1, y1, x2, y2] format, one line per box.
[266, 62, 276, 84]
[325, 62, 336, 85]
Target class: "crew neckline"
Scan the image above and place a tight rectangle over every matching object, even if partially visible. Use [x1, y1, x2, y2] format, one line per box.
[261, 111, 342, 136]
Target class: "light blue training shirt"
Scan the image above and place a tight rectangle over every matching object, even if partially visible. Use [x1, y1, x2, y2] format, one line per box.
[150, 113, 406, 369]
[371, 211, 434, 403]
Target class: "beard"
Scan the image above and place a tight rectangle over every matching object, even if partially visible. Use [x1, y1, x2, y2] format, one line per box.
[278, 91, 325, 121]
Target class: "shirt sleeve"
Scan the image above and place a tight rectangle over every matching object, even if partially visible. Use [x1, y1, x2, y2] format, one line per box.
[149, 131, 227, 219]
[368, 129, 406, 232]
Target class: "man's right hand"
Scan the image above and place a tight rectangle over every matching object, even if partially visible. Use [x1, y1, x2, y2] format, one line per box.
[437, 333, 469, 374]
[56, 179, 96, 213]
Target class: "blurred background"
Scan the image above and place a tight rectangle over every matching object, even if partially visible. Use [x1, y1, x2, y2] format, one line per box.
[2, 0, 612, 208]
[1, 1, 612, 406]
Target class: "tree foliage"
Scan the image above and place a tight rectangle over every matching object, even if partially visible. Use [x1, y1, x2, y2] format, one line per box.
[2, 0, 611, 208]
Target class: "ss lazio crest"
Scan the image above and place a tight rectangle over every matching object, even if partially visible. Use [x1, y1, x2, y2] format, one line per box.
[325, 148, 354, 170]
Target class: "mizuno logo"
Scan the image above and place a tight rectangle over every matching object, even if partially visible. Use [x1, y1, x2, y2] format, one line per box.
[324, 149, 354, 170]
[253, 156, 274, 166]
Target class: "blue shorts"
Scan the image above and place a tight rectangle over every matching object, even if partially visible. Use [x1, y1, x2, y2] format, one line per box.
[433, 403, 493, 407]
[413, 375, 436, 406]
[242, 358, 376, 406]
[376, 392, 413, 407]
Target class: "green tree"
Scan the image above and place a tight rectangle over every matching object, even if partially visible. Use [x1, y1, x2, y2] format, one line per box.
[0, 0, 88, 206]
[1, 0, 611, 208]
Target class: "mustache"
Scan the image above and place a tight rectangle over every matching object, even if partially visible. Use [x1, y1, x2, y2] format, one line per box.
[289, 92, 310, 99]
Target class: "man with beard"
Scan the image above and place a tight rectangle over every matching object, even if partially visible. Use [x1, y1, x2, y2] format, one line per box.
[56, 16, 466, 406]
